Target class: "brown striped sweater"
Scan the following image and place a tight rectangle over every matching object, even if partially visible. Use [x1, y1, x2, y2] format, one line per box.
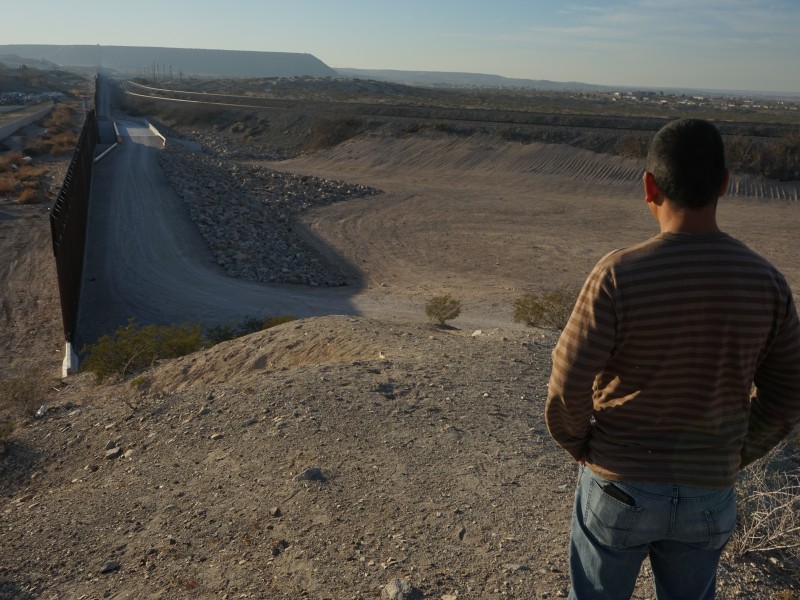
[545, 231, 800, 487]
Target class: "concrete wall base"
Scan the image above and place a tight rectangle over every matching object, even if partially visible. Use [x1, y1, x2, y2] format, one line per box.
[62, 342, 79, 378]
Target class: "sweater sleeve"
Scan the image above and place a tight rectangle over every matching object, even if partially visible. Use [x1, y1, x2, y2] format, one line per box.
[545, 262, 617, 462]
[740, 291, 800, 468]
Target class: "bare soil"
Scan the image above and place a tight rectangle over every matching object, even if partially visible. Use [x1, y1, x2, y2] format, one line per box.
[1, 117, 799, 598]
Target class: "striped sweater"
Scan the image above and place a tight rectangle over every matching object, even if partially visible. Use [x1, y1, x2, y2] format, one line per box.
[545, 231, 800, 487]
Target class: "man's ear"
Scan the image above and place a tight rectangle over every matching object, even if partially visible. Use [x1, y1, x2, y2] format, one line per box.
[643, 171, 663, 206]
[718, 169, 730, 198]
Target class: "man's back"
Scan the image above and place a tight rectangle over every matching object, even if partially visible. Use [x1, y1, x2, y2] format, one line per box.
[546, 230, 800, 487]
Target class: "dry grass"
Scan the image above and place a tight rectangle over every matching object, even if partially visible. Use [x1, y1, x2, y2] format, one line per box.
[24, 131, 78, 157]
[44, 104, 75, 134]
[16, 188, 40, 204]
[0, 157, 48, 203]
[15, 165, 47, 182]
[21, 104, 79, 157]
[0, 370, 50, 419]
[731, 439, 800, 564]
[46, 131, 79, 154]
[0, 174, 16, 194]
[0, 151, 25, 172]
[0, 103, 81, 203]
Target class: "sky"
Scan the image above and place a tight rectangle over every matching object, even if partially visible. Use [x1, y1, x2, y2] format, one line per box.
[4, 0, 800, 93]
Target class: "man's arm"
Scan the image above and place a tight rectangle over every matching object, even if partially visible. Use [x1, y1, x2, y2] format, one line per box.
[545, 263, 617, 462]
[741, 292, 800, 468]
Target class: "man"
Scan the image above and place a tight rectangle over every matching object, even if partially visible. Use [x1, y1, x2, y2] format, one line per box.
[545, 118, 800, 600]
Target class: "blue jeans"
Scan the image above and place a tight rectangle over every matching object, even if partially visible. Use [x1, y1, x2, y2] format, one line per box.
[568, 465, 737, 600]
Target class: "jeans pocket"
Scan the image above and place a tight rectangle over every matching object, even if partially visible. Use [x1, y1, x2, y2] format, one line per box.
[703, 489, 737, 550]
[584, 478, 643, 548]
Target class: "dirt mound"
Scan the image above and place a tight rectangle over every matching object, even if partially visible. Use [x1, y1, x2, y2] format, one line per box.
[151, 316, 400, 394]
[3, 316, 793, 598]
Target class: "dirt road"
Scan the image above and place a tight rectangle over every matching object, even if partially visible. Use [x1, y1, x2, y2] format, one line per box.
[76, 121, 370, 349]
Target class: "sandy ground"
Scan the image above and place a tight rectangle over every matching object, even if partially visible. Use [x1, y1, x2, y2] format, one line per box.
[275, 133, 800, 313]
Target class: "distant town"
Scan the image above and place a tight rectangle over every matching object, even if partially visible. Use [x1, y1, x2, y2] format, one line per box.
[603, 89, 799, 113]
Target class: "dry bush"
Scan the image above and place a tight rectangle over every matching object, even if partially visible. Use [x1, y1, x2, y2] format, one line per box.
[0, 156, 49, 203]
[425, 294, 462, 326]
[82, 319, 205, 382]
[205, 314, 297, 345]
[15, 165, 47, 182]
[24, 131, 78, 157]
[617, 134, 650, 158]
[0, 151, 25, 172]
[0, 370, 50, 419]
[43, 104, 74, 133]
[730, 439, 800, 561]
[305, 117, 365, 152]
[513, 286, 580, 330]
[0, 174, 16, 194]
[45, 131, 79, 154]
[498, 128, 533, 144]
[726, 134, 800, 181]
[16, 188, 39, 204]
[22, 138, 49, 157]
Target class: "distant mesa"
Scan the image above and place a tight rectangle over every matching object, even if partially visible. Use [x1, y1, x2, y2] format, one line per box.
[0, 44, 339, 79]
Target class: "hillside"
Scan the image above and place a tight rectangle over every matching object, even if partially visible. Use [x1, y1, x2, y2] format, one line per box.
[0, 45, 339, 79]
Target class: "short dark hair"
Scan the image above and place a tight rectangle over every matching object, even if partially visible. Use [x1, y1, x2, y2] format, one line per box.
[646, 119, 727, 209]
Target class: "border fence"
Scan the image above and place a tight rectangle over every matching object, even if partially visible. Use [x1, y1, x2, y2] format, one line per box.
[49, 108, 98, 372]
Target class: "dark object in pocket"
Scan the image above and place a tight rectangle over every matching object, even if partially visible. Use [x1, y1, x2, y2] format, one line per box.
[602, 483, 636, 506]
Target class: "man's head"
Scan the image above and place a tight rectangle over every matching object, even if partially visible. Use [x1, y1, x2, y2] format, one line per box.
[646, 119, 728, 209]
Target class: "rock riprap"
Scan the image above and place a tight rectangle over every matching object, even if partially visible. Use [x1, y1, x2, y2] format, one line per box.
[157, 142, 382, 287]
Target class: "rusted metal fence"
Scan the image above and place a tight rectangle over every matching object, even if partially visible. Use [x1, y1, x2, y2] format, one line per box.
[50, 109, 98, 346]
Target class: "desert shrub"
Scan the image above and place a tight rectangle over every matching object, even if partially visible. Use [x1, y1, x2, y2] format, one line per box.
[514, 285, 580, 330]
[0, 174, 16, 194]
[82, 319, 204, 382]
[43, 105, 74, 133]
[617, 134, 650, 158]
[205, 314, 297, 344]
[16, 188, 39, 204]
[0, 370, 50, 418]
[730, 439, 800, 561]
[305, 117, 365, 151]
[425, 294, 462, 325]
[263, 315, 297, 329]
[46, 131, 79, 155]
[0, 151, 24, 172]
[0, 156, 48, 203]
[24, 132, 78, 157]
[498, 128, 533, 144]
[15, 165, 47, 182]
[430, 122, 475, 136]
[726, 134, 800, 181]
